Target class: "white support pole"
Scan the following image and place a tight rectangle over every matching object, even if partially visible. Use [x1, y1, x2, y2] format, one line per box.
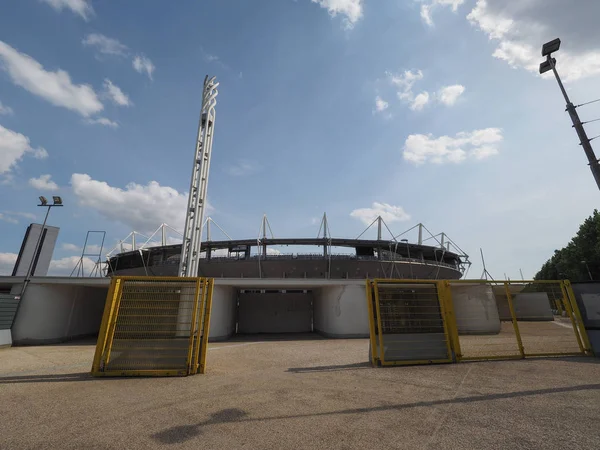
[377, 216, 382, 241]
[161, 224, 166, 246]
[418, 223, 423, 245]
[179, 75, 219, 277]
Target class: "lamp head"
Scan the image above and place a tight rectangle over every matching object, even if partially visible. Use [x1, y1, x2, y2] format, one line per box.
[539, 58, 556, 74]
[542, 38, 561, 56]
[39, 196, 48, 206]
[52, 196, 63, 206]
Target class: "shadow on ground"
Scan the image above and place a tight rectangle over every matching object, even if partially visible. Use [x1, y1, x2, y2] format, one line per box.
[287, 362, 371, 373]
[152, 409, 248, 444]
[151, 384, 600, 444]
[0, 372, 94, 384]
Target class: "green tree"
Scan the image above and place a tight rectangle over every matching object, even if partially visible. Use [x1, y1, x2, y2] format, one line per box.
[535, 210, 600, 281]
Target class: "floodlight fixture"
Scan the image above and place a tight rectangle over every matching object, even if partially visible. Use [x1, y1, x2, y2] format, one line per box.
[542, 38, 561, 57]
[538, 37, 600, 192]
[52, 196, 63, 206]
[539, 58, 556, 74]
[39, 196, 48, 206]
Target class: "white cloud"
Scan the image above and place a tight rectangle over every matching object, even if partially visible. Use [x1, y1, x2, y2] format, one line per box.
[374, 96, 389, 112]
[40, 0, 94, 21]
[132, 54, 155, 80]
[438, 84, 465, 106]
[2, 211, 36, 221]
[311, 0, 363, 28]
[226, 160, 260, 177]
[29, 174, 59, 191]
[71, 173, 191, 232]
[384, 70, 466, 110]
[0, 40, 103, 117]
[403, 128, 503, 165]
[350, 202, 411, 226]
[82, 33, 128, 57]
[61, 243, 80, 252]
[0, 124, 48, 174]
[103, 79, 131, 107]
[60, 242, 103, 254]
[48, 256, 96, 276]
[420, 0, 465, 26]
[410, 91, 430, 111]
[0, 100, 13, 115]
[0, 252, 18, 275]
[386, 70, 431, 110]
[0, 213, 19, 224]
[86, 117, 119, 128]
[387, 69, 424, 100]
[467, 0, 600, 82]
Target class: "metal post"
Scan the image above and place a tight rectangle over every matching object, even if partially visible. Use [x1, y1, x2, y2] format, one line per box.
[548, 56, 600, 191]
[377, 216, 382, 241]
[161, 224, 166, 246]
[418, 223, 423, 245]
[132, 232, 136, 251]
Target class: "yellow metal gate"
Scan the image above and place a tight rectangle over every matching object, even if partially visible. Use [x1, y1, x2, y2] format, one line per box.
[367, 280, 454, 366]
[92, 277, 213, 377]
[367, 279, 592, 366]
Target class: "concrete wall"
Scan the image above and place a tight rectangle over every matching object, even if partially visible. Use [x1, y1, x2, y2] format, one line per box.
[237, 292, 313, 334]
[11, 284, 106, 345]
[493, 288, 553, 321]
[209, 285, 237, 341]
[570, 283, 600, 356]
[571, 283, 600, 328]
[313, 285, 369, 338]
[450, 285, 501, 335]
[0, 329, 11, 347]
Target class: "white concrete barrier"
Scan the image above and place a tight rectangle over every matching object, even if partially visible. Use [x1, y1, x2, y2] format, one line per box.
[451, 285, 501, 335]
[11, 283, 106, 345]
[209, 285, 237, 341]
[313, 285, 369, 338]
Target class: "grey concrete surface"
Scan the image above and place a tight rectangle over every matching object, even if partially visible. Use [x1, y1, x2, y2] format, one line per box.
[1, 336, 600, 449]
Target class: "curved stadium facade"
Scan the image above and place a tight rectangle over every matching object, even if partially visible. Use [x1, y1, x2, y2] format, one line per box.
[107, 237, 465, 280]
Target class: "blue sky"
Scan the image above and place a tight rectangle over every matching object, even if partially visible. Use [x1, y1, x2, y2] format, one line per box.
[1, 0, 600, 278]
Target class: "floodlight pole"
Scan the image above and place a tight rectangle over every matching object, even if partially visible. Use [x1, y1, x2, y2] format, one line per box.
[546, 55, 600, 192]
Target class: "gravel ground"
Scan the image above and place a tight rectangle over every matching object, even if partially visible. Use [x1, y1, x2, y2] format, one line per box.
[1, 335, 600, 450]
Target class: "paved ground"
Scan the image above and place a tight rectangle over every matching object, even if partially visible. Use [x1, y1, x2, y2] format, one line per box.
[1, 335, 600, 450]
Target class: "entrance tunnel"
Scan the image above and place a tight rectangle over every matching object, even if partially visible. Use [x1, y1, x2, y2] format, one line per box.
[209, 284, 370, 340]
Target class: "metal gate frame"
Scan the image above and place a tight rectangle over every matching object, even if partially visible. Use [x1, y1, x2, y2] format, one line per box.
[91, 276, 213, 377]
[367, 279, 593, 367]
[441, 279, 592, 360]
[367, 279, 454, 366]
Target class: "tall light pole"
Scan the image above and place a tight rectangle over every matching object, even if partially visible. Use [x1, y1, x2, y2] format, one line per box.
[18, 196, 63, 299]
[540, 38, 600, 192]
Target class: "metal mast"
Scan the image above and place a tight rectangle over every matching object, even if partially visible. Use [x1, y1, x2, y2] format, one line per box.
[179, 75, 219, 277]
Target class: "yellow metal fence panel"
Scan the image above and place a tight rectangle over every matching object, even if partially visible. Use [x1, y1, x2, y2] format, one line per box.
[91, 276, 213, 377]
[366, 278, 593, 367]
[370, 280, 453, 366]
[446, 280, 591, 361]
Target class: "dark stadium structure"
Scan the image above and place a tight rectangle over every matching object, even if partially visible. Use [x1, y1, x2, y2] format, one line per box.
[106, 237, 465, 280]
